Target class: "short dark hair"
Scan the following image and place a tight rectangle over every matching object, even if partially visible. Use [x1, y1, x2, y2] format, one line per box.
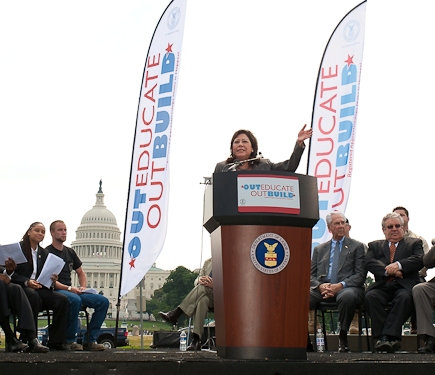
[225, 129, 259, 164]
[50, 220, 65, 232]
[392, 206, 409, 218]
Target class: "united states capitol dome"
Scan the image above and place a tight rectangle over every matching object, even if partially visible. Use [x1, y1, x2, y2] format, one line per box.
[73, 180, 121, 243]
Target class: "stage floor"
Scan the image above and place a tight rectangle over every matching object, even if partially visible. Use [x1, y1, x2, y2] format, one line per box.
[3, 347, 435, 375]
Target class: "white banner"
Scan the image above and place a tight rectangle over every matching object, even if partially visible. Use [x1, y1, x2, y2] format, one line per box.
[120, 0, 187, 296]
[307, 1, 366, 251]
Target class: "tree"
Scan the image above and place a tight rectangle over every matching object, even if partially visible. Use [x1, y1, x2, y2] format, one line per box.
[147, 266, 198, 326]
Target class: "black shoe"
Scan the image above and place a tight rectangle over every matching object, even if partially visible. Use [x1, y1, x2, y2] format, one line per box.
[159, 310, 178, 325]
[6, 338, 29, 353]
[187, 335, 202, 351]
[338, 338, 349, 353]
[418, 336, 435, 354]
[390, 340, 401, 352]
[375, 335, 392, 353]
[27, 338, 49, 353]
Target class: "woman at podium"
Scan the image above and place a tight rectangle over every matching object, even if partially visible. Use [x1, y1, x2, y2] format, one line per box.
[214, 125, 312, 172]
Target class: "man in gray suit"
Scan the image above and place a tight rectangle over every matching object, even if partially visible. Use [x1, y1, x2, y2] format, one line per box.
[310, 211, 366, 352]
[159, 258, 213, 351]
[413, 243, 435, 353]
[365, 212, 423, 353]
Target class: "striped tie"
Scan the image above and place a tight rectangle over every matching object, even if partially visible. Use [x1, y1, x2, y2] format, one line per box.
[390, 242, 396, 263]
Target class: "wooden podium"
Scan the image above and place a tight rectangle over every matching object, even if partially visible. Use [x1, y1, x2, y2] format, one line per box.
[203, 170, 319, 360]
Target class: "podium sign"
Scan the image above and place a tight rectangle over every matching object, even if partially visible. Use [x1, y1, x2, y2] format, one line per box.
[204, 171, 319, 360]
[237, 174, 300, 214]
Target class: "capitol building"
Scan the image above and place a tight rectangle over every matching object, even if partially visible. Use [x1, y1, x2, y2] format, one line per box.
[69, 182, 170, 320]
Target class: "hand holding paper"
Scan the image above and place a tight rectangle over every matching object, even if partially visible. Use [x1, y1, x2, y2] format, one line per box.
[36, 253, 65, 289]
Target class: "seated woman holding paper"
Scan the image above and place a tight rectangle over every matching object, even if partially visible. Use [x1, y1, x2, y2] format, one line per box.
[10, 222, 70, 350]
[214, 125, 313, 172]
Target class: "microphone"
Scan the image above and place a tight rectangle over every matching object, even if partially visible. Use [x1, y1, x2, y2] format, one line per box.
[223, 159, 241, 172]
[223, 153, 264, 172]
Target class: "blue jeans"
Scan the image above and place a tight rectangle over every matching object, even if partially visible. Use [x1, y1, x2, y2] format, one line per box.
[57, 290, 109, 343]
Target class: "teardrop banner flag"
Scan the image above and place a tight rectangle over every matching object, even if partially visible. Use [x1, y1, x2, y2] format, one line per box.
[307, 1, 367, 250]
[120, 0, 187, 296]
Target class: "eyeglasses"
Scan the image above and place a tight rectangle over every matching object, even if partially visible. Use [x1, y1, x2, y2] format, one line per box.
[386, 224, 401, 230]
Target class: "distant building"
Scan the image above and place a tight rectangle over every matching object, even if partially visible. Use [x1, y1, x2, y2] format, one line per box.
[70, 182, 170, 319]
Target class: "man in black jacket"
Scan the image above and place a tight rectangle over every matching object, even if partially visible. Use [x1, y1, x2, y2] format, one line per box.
[365, 212, 423, 353]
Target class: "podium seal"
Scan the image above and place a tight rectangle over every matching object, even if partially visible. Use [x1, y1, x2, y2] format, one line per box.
[250, 233, 290, 274]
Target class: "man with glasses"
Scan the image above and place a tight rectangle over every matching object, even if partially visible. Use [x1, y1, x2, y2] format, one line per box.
[365, 212, 424, 353]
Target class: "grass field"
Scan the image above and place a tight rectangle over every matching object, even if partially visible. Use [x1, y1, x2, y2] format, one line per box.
[121, 334, 154, 349]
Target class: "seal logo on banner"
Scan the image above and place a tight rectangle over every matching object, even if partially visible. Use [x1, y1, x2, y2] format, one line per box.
[250, 233, 290, 274]
[167, 7, 181, 30]
[343, 19, 360, 42]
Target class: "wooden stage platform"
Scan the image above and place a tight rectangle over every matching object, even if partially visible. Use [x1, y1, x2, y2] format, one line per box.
[3, 337, 435, 375]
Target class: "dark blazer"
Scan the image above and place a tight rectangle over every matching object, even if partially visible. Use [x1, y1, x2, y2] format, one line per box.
[11, 242, 49, 287]
[214, 141, 305, 173]
[365, 237, 423, 291]
[310, 237, 366, 289]
[422, 245, 435, 282]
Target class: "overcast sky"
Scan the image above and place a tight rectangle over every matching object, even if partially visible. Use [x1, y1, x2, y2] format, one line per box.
[1, 0, 434, 278]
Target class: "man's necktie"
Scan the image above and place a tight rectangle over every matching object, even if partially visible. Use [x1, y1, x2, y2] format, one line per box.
[390, 242, 396, 263]
[330, 241, 340, 284]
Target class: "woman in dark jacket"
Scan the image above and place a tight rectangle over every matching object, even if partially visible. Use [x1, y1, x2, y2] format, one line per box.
[214, 125, 312, 172]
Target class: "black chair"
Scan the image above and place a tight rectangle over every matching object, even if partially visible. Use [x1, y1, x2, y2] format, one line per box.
[313, 301, 370, 352]
[44, 306, 91, 349]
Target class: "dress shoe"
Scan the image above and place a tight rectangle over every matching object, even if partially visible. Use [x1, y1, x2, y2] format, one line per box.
[159, 310, 178, 325]
[375, 336, 393, 353]
[390, 340, 401, 352]
[338, 338, 349, 353]
[186, 335, 202, 351]
[6, 338, 29, 353]
[27, 338, 49, 353]
[418, 336, 435, 354]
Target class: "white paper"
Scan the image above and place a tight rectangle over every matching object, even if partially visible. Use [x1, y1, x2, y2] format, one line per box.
[82, 288, 98, 294]
[36, 253, 65, 289]
[0, 243, 28, 265]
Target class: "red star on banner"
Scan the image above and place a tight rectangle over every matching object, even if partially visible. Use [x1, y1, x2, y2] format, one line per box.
[165, 43, 173, 54]
[129, 258, 136, 269]
[345, 55, 354, 67]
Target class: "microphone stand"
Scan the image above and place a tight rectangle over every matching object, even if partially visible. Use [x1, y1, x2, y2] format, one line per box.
[225, 153, 263, 172]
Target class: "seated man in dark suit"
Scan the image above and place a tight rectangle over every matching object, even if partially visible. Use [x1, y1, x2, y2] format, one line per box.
[159, 258, 213, 351]
[310, 211, 366, 352]
[365, 212, 423, 353]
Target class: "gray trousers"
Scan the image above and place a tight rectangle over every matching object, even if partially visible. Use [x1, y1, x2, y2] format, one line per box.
[179, 284, 213, 338]
[310, 286, 364, 332]
[413, 281, 435, 338]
